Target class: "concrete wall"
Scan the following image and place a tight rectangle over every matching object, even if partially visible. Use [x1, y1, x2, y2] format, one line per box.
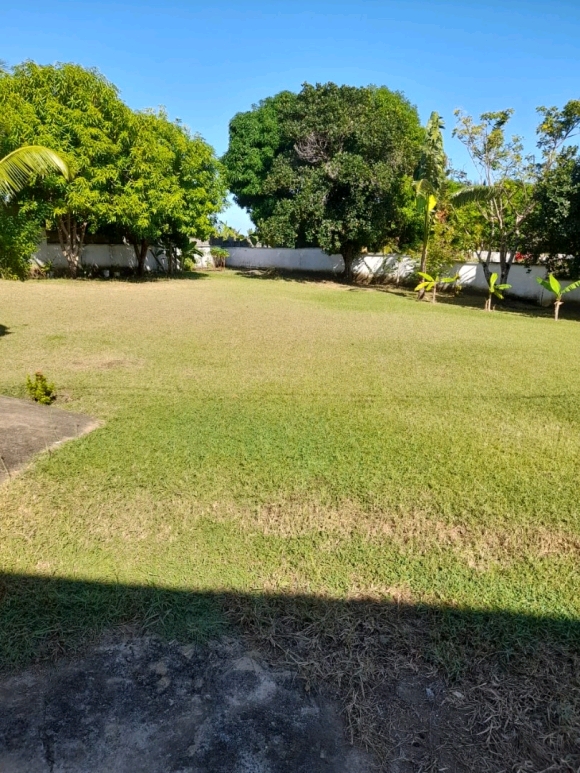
[225, 248, 416, 280]
[33, 240, 167, 272]
[226, 247, 343, 273]
[32, 239, 580, 306]
[453, 262, 580, 305]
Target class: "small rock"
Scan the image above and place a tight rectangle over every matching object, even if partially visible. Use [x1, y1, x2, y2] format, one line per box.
[180, 645, 196, 660]
[157, 676, 171, 692]
[150, 660, 168, 676]
[425, 687, 435, 701]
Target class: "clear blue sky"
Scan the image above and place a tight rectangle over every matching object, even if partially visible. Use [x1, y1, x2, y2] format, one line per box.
[2, 0, 579, 232]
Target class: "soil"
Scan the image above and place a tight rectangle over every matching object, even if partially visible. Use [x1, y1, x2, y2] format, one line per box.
[0, 634, 372, 773]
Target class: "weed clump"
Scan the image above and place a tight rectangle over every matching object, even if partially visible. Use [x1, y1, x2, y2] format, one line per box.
[26, 371, 56, 405]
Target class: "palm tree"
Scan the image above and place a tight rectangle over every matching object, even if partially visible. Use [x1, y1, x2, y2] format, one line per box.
[0, 145, 69, 198]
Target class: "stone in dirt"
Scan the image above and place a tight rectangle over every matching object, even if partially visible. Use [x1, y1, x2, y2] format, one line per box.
[0, 635, 372, 773]
[0, 396, 98, 484]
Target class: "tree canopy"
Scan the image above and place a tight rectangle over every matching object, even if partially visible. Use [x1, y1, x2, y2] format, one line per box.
[113, 109, 226, 275]
[223, 82, 424, 277]
[0, 61, 225, 276]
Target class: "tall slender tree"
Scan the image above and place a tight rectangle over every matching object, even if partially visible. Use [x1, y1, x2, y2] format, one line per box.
[451, 102, 580, 284]
[414, 111, 446, 276]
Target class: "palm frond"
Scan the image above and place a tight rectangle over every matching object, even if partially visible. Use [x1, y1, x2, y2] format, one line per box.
[0, 146, 69, 198]
[450, 185, 494, 207]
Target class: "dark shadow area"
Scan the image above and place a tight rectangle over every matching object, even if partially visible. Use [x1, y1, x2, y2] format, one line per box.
[0, 324, 10, 337]
[0, 573, 578, 771]
[235, 268, 347, 286]
[37, 271, 210, 283]
[384, 285, 580, 321]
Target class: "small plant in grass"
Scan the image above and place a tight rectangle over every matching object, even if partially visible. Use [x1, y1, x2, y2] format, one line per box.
[26, 371, 56, 405]
[485, 272, 511, 311]
[210, 246, 229, 270]
[536, 273, 580, 320]
[414, 271, 458, 303]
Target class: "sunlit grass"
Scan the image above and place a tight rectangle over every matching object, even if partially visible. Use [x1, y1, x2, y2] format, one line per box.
[1, 271, 579, 658]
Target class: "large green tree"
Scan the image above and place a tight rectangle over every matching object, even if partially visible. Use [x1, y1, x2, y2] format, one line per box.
[0, 61, 130, 274]
[113, 109, 226, 276]
[526, 150, 580, 276]
[223, 82, 423, 279]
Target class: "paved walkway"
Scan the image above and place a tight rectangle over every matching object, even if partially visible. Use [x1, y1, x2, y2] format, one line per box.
[0, 396, 98, 484]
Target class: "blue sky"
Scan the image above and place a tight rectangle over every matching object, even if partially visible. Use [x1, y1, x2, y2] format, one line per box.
[2, 0, 579, 232]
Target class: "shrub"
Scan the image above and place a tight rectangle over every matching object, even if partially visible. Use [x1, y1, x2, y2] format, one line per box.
[26, 372, 56, 404]
[210, 246, 229, 270]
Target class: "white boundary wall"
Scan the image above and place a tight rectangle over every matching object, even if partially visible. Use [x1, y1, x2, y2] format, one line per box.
[453, 262, 580, 305]
[225, 248, 417, 281]
[33, 241, 166, 272]
[226, 247, 580, 306]
[31, 240, 580, 305]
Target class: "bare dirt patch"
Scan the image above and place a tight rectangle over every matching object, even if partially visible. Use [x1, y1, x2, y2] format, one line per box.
[0, 396, 98, 484]
[0, 633, 371, 773]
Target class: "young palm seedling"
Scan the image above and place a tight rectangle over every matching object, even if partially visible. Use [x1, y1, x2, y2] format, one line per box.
[415, 272, 458, 303]
[485, 272, 511, 311]
[536, 273, 580, 320]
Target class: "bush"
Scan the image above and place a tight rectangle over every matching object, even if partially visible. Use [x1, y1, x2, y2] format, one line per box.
[210, 246, 229, 270]
[0, 205, 43, 280]
[26, 372, 56, 405]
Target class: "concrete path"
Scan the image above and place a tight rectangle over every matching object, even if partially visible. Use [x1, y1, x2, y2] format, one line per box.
[0, 396, 98, 484]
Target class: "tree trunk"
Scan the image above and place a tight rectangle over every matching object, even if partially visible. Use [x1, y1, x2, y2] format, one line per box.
[57, 213, 87, 277]
[432, 285, 437, 303]
[555, 300, 562, 321]
[341, 244, 358, 283]
[499, 244, 511, 286]
[132, 239, 149, 277]
[485, 293, 491, 311]
[478, 250, 493, 286]
[419, 238, 428, 275]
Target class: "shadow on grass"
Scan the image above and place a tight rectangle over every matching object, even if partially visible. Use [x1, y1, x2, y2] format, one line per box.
[1, 573, 578, 769]
[384, 285, 580, 321]
[0, 324, 10, 337]
[108, 270, 211, 283]
[234, 268, 347, 286]
[234, 269, 580, 320]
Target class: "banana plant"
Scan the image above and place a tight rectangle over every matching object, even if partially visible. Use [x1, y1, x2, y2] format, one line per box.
[485, 272, 511, 311]
[0, 145, 69, 198]
[536, 273, 580, 320]
[415, 271, 458, 304]
[415, 178, 438, 277]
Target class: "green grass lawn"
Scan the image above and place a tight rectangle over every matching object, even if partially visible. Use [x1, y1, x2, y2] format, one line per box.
[1, 271, 579, 664]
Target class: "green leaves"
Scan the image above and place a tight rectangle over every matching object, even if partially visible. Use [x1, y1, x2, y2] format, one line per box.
[223, 82, 424, 261]
[450, 185, 494, 207]
[0, 145, 69, 197]
[488, 271, 511, 298]
[414, 271, 458, 291]
[562, 278, 580, 294]
[537, 273, 580, 297]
